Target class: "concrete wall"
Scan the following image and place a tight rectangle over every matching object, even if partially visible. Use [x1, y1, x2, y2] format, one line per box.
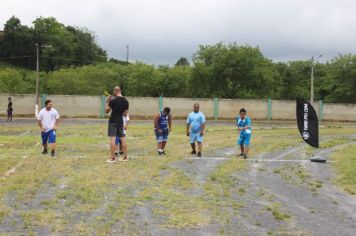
[163, 98, 214, 118]
[127, 97, 158, 118]
[0, 94, 38, 116]
[323, 102, 356, 121]
[1, 93, 356, 121]
[45, 95, 102, 117]
[219, 99, 267, 119]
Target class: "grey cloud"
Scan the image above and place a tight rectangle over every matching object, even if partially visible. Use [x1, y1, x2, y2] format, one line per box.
[1, 0, 356, 64]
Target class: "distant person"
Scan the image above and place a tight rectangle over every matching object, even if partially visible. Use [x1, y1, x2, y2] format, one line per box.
[105, 86, 129, 162]
[186, 103, 206, 157]
[7, 97, 13, 122]
[37, 100, 60, 157]
[115, 110, 130, 156]
[154, 107, 172, 155]
[236, 108, 252, 159]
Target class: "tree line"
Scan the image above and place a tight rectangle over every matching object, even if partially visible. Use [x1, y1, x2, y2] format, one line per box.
[0, 17, 355, 103]
[0, 16, 107, 71]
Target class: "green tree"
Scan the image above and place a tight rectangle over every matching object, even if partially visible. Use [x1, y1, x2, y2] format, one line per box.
[320, 54, 356, 103]
[192, 43, 280, 98]
[175, 57, 190, 66]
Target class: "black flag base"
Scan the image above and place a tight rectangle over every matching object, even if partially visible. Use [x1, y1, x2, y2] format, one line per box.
[310, 155, 326, 163]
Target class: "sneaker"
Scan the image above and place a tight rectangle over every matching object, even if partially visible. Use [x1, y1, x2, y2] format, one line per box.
[161, 150, 166, 155]
[118, 151, 124, 155]
[106, 157, 116, 163]
[158, 151, 163, 155]
[243, 154, 247, 159]
[191, 150, 197, 155]
[121, 156, 128, 162]
[237, 153, 244, 157]
[41, 150, 48, 155]
[114, 151, 119, 157]
[197, 152, 202, 157]
[51, 151, 55, 157]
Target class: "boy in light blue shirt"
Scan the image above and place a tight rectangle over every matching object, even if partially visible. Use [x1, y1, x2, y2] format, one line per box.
[186, 103, 206, 157]
[236, 108, 252, 159]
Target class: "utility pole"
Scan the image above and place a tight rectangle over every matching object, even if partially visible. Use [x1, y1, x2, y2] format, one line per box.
[126, 45, 129, 63]
[310, 55, 322, 104]
[310, 56, 314, 104]
[35, 43, 39, 117]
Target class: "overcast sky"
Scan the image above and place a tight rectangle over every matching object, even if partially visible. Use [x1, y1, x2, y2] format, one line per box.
[1, 0, 356, 65]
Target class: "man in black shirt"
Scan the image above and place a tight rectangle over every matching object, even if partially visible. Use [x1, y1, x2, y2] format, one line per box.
[105, 86, 129, 162]
[7, 97, 13, 122]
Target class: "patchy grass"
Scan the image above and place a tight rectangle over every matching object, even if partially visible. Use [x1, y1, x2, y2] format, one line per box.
[331, 144, 356, 195]
[1, 122, 355, 233]
[266, 203, 290, 221]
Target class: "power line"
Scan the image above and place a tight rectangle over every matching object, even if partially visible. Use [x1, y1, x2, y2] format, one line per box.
[0, 55, 35, 60]
[39, 56, 107, 64]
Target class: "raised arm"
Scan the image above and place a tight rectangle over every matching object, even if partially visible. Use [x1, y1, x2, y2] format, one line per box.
[105, 96, 112, 114]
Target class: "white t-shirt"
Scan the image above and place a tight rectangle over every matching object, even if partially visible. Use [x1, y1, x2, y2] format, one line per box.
[123, 114, 130, 135]
[37, 108, 60, 132]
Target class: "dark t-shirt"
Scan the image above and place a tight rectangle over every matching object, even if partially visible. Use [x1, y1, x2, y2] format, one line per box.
[8, 102, 13, 111]
[109, 96, 129, 125]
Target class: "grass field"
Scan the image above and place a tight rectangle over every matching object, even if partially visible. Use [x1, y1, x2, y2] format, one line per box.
[0, 120, 355, 234]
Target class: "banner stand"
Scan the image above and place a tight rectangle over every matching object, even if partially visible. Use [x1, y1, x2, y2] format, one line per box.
[310, 155, 326, 163]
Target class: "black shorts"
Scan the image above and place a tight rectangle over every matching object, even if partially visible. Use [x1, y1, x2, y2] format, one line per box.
[7, 110, 13, 117]
[108, 123, 124, 138]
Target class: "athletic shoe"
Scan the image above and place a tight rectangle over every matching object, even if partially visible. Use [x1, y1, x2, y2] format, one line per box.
[243, 154, 247, 159]
[237, 153, 244, 157]
[51, 151, 55, 157]
[106, 157, 116, 163]
[191, 150, 197, 155]
[121, 157, 128, 162]
[41, 150, 48, 155]
[114, 151, 119, 157]
[197, 152, 202, 157]
[158, 151, 162, 155]
[119, 151, 124, 155]
[161, 150, 166, 155]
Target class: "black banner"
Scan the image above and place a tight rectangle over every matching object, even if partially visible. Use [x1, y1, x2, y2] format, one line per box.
[296, 98, 319, 148]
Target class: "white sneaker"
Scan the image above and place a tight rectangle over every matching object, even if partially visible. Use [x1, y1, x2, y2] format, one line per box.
[106, 158, 116, 163]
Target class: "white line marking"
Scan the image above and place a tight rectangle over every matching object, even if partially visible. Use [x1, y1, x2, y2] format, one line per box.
[185, 157, 229, 160]
[247, 159, 333, 163]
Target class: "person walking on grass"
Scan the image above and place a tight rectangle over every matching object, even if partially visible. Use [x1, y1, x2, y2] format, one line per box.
[115, 110, 130, 156]
[37, 100, 60, 157]
[105, 86, 129, 163]
[154, 107, 172, 155]
[186, 103, 206, 157]
[236, 108, 252, 159]
[7, 97, 13, 122]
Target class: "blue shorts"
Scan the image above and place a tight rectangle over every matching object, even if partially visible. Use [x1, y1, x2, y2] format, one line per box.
[190, 132, 203, 144]
[155, 129, 169, 143]
[115, 134, 126, 145]
[41, 129, 56, 145]
[238, 133, 251, 146]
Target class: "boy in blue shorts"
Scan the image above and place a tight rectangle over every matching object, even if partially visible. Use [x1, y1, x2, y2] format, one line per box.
[154, 107, 172, 155]
[37, 100, 60, 157]
[186, 103, 206, 157]
[236, 108, 252, 159]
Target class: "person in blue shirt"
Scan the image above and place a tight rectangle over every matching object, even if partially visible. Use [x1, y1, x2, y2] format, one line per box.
[154, 107, 172, 155]
[236, 108, 252, 159]
[186, 103, 206, 157]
